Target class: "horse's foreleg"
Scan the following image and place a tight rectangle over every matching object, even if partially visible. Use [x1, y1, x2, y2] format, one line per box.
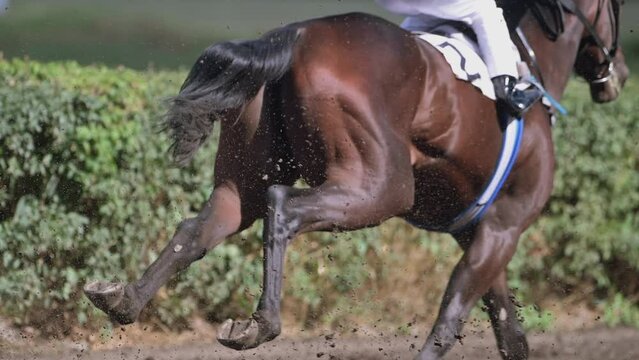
[84, 183, 243, 324]
[217, 175, 414, 350]
[417, 221, 521, 360]
[483, 271, 528, 360]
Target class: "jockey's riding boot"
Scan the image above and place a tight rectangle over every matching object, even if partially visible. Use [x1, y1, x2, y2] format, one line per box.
[492, 75, 543, 117]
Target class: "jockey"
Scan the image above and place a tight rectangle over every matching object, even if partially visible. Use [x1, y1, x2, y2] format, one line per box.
[376, 0, 541, 117]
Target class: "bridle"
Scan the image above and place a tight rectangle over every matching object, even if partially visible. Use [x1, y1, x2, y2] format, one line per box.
[560, 0, 621, 84]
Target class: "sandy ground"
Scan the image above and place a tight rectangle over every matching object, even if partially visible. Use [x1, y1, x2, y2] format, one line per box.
[2, 326, 639, 360]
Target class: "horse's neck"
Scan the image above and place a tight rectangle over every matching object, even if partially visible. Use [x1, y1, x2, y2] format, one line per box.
[521, 14, 584, 100]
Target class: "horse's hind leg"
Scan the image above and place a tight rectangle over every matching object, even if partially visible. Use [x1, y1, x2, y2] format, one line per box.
[84, 183, 244, 324]
[483, 271, 528, 359]
[217, 166, 414, 350]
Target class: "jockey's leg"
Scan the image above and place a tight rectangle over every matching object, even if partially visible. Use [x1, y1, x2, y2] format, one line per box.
[380, 0, 542, 116]
[433, 0, 541, 115]
[462, 0, 519, 78]
[462, 1, 542, 115]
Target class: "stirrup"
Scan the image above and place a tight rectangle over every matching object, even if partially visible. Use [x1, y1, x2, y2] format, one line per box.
[492, 75, 536, 118]
[510, 84, 544, 115]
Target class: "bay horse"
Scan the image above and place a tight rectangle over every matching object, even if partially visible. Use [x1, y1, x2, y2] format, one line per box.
[84, 0, 629, 358]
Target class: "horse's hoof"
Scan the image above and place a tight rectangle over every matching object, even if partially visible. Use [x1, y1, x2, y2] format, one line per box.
[83, 281, 125, 312]
[216, 318, 261, 350]
[83, 281, 139, 325]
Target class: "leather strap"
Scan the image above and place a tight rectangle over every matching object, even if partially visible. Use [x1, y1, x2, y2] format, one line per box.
[557, 0, 616, 62]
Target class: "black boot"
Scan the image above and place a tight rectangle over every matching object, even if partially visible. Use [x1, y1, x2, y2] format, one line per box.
[492, 75, 542, 117]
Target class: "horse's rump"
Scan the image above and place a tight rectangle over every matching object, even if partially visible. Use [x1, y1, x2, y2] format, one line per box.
[281, 14, 504, 218]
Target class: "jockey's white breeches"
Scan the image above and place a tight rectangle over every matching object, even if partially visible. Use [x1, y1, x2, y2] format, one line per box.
[376, 0, 519, 78]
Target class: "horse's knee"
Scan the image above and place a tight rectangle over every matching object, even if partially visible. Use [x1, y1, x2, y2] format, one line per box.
[265, 185, 303, 239]
[266, 184, 308, 204]
[468, 230, 518, 270]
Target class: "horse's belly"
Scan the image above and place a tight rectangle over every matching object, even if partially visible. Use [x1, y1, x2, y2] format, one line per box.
[403, 161, 475, 231]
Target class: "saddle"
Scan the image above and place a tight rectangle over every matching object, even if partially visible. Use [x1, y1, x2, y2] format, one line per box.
[499, 0, 565, 41]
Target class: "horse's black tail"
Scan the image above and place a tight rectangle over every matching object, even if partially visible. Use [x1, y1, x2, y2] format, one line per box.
[164, 26, 302, 165]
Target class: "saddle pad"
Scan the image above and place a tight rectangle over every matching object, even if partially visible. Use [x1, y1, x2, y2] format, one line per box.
[416, 31, 496, 100]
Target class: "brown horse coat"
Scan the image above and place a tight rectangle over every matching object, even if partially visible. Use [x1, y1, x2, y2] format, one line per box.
[84, 1, 628, 359]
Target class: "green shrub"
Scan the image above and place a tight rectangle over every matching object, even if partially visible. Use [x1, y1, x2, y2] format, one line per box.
[0, 59, 637, 335]
[511, 80, 639, 325]
[0, 59, 386, 333]
[0, 59, 225, 332]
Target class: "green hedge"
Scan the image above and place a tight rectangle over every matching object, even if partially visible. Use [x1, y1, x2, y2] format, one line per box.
[0, 59, 637, 335]
[509, 77, 639, 326]
[0, 60, 228, 332]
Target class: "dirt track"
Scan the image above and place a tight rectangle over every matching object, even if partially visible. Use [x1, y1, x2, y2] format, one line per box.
[3, 327, 639, 360]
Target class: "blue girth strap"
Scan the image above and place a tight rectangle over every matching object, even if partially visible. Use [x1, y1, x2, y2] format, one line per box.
[444, 76, 567, 233]
[446, 116, 525, 233]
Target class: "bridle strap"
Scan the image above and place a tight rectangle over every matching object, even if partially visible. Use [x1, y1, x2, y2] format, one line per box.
[557, 0, 615, 63]
[608, 0, 620, 57]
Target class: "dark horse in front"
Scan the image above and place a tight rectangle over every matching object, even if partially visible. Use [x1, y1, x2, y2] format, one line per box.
[84, 0, 629, 358]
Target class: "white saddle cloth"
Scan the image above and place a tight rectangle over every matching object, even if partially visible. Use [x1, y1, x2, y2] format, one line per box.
[415, 24, 497, 100]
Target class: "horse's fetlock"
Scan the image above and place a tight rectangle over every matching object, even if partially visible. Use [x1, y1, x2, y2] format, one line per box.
[254, 308, 282, 336]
